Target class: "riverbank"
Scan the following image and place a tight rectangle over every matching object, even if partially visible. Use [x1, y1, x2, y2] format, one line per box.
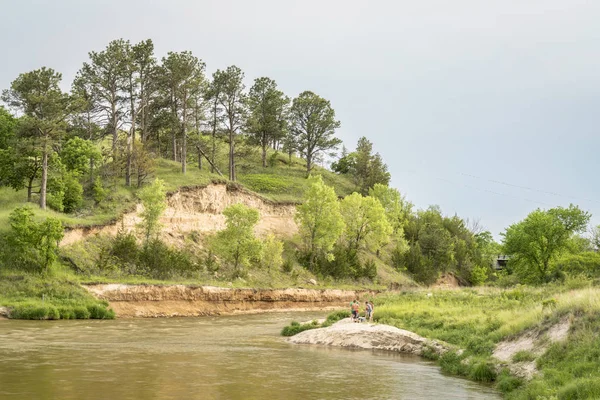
[359, 286, 600, 399]
[85, 284, 378, 318]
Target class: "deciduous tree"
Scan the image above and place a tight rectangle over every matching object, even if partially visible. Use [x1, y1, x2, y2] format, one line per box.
[295, 175, 344, 268]
[502, 205, 591, 282]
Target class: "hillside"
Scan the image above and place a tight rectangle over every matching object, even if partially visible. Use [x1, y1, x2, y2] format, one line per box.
[0, 149, 356, 233]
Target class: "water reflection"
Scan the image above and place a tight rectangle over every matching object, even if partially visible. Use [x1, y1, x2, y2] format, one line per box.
[0, 313, 500, 399]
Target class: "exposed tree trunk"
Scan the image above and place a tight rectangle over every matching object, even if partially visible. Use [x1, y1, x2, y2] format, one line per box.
[27, 178, 34, 203]
[40, 145, 48, 210]
[211, 101, 218, 174]
[196, 144, 223, 176]
[182, 93, 188, 175]
[262, 133, 267, 168]
[229, 129, 235, 181]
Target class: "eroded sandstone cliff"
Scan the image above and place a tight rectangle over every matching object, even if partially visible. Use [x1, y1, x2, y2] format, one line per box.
[61, 183, 298, 246]
[85, 284, 377, 318]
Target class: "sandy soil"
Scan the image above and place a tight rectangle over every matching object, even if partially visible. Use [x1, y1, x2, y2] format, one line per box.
[61, 183, 298, 246]
[85, 285, 378, 318]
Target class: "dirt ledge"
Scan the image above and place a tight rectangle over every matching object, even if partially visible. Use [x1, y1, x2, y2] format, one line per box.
[85, 284, 378, 318]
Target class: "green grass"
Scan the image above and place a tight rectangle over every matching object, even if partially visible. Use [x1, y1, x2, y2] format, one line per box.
[0, 144, 356, 232]
[0, 266, 115, 320]
[367, 286, 600, 399]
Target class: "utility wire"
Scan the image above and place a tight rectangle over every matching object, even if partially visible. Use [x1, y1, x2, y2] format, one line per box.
[458, 172, 600, 205]
[402, 168, 559, 207]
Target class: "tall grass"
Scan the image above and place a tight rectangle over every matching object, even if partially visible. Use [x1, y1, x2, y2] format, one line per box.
[369, 286, 600, 399]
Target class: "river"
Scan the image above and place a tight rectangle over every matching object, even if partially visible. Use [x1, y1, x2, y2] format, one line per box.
[0, 312, 500, 399]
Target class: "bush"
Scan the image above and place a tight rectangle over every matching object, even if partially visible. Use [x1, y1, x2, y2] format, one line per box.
[73, 306, 91, 319]
[62, 174, 84, 213]
[439, 351, 468, 376]
[92, 177, 107, 205]
[470, 265, 489, 286]
[469, 361, 497, 382]
[557, 378, 600, 400]
[58, 307, 76, 320]
[138, 239, 197, 279]
[554, 252, 600, 279]
[10, 304, 60, 320]
[87, 304, 115, 319]
[281, 320, 320, 337]
[496, 369, 523, 393]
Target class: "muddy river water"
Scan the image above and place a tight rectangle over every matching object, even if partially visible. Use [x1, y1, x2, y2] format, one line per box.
[0, 312, 500, 399]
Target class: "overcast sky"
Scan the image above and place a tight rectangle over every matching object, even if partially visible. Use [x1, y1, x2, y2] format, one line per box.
[2, 0, 599, 237]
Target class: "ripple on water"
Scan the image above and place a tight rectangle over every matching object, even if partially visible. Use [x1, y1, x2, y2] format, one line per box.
[0, 313, 501, 400]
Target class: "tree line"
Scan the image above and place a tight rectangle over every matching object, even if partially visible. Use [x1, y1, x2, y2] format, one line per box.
[0, 38, 354, 210]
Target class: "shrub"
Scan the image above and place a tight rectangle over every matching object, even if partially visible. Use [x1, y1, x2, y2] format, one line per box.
[58, 307, 76, 320]
[92, 177, 107, 205]
[73, 306, 91, 319]
[466, 338, 494, 355]
[470, 265, 489, 286]
[439, 351, 469, 376]
[87, 304, 115, 319]
[496, 369, 523, 393]
[557, 378, 600, 400]
[261, 234, 283, 271]
[62, 174, 84, 213]
[469, 361, 497, 382]
[554, 252, 600, 279]
[10, 304, 60, 320]
[280, 320, 320, 337]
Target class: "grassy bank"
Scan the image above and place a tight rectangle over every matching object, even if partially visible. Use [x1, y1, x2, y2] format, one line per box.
[0, 268, 115, 320]
[371, 284, 600, 399]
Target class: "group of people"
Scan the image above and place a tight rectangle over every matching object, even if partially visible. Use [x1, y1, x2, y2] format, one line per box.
[350, 299, 374, 323]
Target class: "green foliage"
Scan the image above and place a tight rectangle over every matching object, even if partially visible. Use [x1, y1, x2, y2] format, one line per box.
[137, 178, 167, 242]
[496, 369, 523, 394]
[337, 137, 390, 194]
[247, 77, 289, 167]
[340, 192, 392, 252]
[280, 319, 321, 336]
[210, 204, 262, 275]
[0, 272, 114, 320]
[553, 251, 600, 279]
[61, 137, 101, 177]
[503, 204, 591, 283]
[241, 174, 290, 192]
[2, 67, 72, 210]
[3, 207, 64, 272]
[469, 361, 497, 382]
[62, 173, 83, 213]
[92, 176, 107, 204]
[295, 175, 345, 269]
[289, 91, 341, 174]
[0, 106, 17, 150]
[261, 234, 284, 271]
[470, 265, 489, 286]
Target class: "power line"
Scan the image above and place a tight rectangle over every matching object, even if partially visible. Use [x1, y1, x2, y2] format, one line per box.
[458, 172, 600, 205]
[401, 168, 562, 207]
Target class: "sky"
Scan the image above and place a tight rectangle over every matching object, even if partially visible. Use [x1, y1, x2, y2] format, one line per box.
[2, 0, 599, 237]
